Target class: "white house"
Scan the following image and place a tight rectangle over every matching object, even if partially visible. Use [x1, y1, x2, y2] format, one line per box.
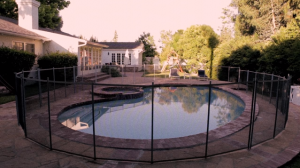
[0, 0, 145, 75]
[98, 42, 144, 71]
[0, 0, 107, 76]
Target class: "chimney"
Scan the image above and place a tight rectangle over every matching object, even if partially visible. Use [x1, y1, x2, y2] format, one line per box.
[15, 0, 40, 30]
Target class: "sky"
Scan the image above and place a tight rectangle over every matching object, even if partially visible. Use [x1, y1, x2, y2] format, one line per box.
[60, 0, 233, 52]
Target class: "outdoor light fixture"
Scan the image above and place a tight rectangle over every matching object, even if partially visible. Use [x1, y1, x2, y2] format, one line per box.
[108, 52, 109, 55]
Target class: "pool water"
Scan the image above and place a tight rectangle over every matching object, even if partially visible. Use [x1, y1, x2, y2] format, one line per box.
[58, 87, 245, 139]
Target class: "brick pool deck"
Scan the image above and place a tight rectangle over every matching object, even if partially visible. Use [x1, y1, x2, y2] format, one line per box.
[1, 74, 300, 167]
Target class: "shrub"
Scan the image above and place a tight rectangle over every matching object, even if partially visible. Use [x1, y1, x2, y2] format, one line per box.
[110, 68, 121, 77]
[38, 52, 77, 81]
[101, 65, 109, 73]
[0, 46, 36, 92]
[101, 66, 121, 77]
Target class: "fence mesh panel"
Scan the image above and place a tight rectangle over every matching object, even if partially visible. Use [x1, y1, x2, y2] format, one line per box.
[16, 66, 292, 163]
[251, 80, 276, 146]
[207, 83, 249, 156]
[24, 78, 50, 148]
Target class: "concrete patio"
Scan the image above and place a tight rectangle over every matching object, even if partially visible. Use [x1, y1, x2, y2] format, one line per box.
[0, 75, 299, 168]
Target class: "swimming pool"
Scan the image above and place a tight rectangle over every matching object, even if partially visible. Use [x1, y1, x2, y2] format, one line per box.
[58, 86, 245, 139]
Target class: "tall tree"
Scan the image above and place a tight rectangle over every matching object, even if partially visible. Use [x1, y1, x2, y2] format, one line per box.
[112, 30, 118, 42]
[179, 25, 219, 69]
[0, 0, 18, 19]
[218, 8, 235, 43]
[159, 30, 173, 48]
[0, 0, 70, 30]
[159, 30, 173, 62]
[231, 0, 300, 40]
[38, 0, 70, 29]
[171, 29, 184, 56]
[159, 29, 185, 63]
[136, 32, 157, 57]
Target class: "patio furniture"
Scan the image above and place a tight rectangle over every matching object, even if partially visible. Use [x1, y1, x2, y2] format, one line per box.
[197, 70, 208, 81]
[169, 68, 180, 79]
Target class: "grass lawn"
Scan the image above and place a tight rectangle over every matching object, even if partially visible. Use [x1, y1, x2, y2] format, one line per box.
[0, 94, 15, 104]
[0, 83, 65, 105]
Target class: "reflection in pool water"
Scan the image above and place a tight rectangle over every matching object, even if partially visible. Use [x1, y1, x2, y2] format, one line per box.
[58, 87, 245, 139]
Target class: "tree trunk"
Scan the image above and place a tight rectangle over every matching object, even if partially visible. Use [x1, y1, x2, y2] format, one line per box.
[271, 0, 277, 34]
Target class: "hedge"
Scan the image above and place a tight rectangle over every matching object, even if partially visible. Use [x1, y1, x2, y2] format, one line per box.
[101, 66, 121, 77]
[38, 52, 77, 81]
[0, 46, 36, 92]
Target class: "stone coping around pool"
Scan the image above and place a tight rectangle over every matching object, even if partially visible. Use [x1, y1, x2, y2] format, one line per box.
[92, 86, 144, 99]
[39, 85, 259, 150]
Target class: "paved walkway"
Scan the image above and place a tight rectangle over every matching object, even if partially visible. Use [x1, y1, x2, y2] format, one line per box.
[1, 76, 300, 167]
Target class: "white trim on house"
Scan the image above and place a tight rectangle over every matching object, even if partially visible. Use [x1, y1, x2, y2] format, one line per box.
[102, 49, 143, 66]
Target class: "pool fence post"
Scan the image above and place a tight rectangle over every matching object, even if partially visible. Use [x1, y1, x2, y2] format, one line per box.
[73, 66, 76, 93]
[64, 66, 67, 97]
[47, 77, 53, 150]
[81, 66, 84, 90]
[144, 64, 146, 83]
[21, 73, 27, 138]
[38, 68, 42, 107]
[250, 79, 257, 147]
[125, 65, 127, 79]
[121, 65, 124, 84]
[151, 82, 154, 164]
[92, 83, 96, 160]
[284, 77, 292, 128]
[281, 78, 287, 115]
[133, 65, 135, 84]
[248, 79, 257, 149]
[205, 81, 212, 158]
[281, 79, 287, 124]
[247, 79, 255, 150]
[14, 73, 20, 126]
[262, 73, 265, 98]
[109, 66, 111, 78]
[246, 70, 249, 93]
[53, 67, 56, 101]
[154, 64, 155, 82]
[238, 67, 240, 90]
[269, 74, 274, 103]
[273, 79, 280, 138]
[228, 67, 230, 82]
[94, 65, 97, 83]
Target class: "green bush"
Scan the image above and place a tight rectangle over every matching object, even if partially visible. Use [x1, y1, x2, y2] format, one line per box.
[0, 46, 36, 92]
[101, 66, 121, 77]
[101, 65, 109, 73]
[38, 52, 77, 81]
[110, 68, 121, 77]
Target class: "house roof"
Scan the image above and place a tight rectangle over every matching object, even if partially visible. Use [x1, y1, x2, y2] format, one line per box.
[87, 41, 109, 48]
[38, 27, 77, 38]
[98, 42, 143, 49]
[38, 27, 108, 48]
[0, 16, 108, 48]
[0, 16, 50, 41]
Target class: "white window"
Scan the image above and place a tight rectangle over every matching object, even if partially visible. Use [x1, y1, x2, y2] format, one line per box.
[13, 42, 35, 54]
[117, 53, 121, 65]
[13, 42, 24, 51]
[122, 53, 125, 65]
[112, 53, 116, 63]
[26, 44, 35, 53]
